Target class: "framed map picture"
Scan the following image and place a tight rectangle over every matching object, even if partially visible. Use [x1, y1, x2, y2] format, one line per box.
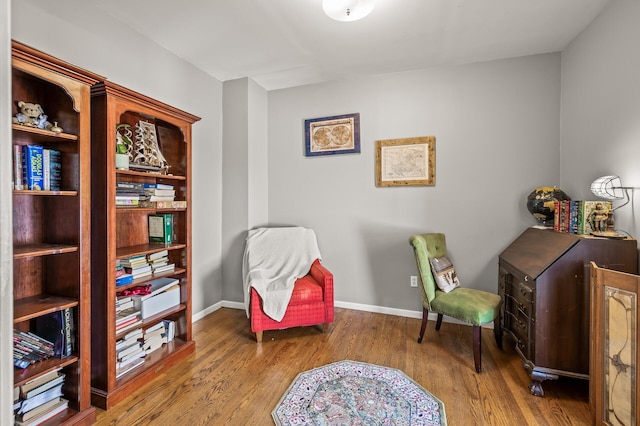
[375, 136, 435, 187]
[304, 113, 360, 156]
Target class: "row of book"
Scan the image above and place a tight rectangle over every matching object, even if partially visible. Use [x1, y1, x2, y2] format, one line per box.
[13, 308, 75, 369]
[554, 200, 613, 234]
[13, 145, 61, 191]
[116, 250, 175, 285]
[13, 367, 68, 425]
[115, 319, 176, 379]
[116, 181, 177, 207]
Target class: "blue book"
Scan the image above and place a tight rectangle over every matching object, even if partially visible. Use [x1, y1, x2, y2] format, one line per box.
[116, 274, 134, 286]
[143, 183, 174, 190]
[22, 145, 44, 190]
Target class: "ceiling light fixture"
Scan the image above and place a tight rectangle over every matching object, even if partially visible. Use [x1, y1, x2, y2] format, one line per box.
[323, 0, 375, 22]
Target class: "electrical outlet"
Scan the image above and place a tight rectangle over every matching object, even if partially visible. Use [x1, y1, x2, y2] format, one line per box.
[410, 276, 418, 287]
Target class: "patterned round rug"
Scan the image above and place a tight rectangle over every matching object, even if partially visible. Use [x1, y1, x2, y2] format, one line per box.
[272, 360, 446, 425]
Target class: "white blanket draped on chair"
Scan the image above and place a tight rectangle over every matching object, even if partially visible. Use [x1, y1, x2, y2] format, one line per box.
[242, 227, 322, 322]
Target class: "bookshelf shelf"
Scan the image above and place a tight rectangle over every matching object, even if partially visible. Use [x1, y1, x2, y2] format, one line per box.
[14, 295, 78, 322]
[115, 268, 187, 292]
[115, 169, 186, 181]
[13, 189, 78, 196]
[91, 80, 199, 409]
[11, 40, 101, 425]
[14, 355, 79, 387]
[115, 243, 187, 260]
[12, 123, 79, 141]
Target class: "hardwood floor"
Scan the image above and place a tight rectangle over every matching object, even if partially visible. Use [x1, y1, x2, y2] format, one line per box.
[95, 307, 591, 425]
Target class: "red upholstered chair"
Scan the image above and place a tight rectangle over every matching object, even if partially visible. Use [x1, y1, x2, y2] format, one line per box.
[250, 259, 334, 343]
[243, 227, 334, 343]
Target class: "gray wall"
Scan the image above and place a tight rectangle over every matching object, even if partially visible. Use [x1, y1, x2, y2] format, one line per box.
[561, 0, 640, 239]
[221, 78, 269, 306]
[265, 55, 561, 311]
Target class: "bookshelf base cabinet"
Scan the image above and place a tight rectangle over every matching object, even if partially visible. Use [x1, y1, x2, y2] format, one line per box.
[90, 81, 199, 410]
[11, 41, 101, 425]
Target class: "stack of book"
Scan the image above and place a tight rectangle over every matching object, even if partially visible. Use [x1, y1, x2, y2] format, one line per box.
[132, 277, 181, 319]
[115, 306, 142, 334]
[115, 328, 144, 379]
[13, 368, 68, 425]
[141, 322, 167, 355]
[13, 329, 55, 369]
[116, 295, 134, 313]
[14, 145, 62, 191]
[115, 265, 134, 286]
[115, 181, 147, 207]
[147, 250, 175, 275]
[144, 183, 175, 202]
[120, 254, 152, 280]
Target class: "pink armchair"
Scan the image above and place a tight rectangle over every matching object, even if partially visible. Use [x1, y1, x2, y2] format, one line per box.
[250, 259, 334, 343]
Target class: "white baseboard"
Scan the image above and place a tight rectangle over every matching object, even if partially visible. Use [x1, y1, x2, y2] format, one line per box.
[193, 300, 493, 329]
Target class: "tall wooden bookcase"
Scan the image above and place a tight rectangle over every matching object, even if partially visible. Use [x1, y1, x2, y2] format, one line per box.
[90, 81, 199, 409]
[11, 41, 101, 425]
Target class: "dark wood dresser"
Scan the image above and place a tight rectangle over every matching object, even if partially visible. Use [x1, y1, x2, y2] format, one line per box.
[498, 227, 638, 396]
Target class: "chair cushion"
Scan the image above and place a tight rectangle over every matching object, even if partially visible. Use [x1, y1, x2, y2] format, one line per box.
[431, 287, 501, 325]
[288, 275, 323, 305]
[429, 256, 460, 293]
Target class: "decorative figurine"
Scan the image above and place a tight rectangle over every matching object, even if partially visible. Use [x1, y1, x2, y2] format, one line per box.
[12, 101, 53, 130]
[50, 122, 63, 133]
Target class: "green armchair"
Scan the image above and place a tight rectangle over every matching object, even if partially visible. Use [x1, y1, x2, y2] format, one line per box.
[409, 233, 502, 373]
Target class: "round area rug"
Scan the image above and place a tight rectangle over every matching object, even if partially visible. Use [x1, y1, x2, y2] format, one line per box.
[272, 360, 447, 425]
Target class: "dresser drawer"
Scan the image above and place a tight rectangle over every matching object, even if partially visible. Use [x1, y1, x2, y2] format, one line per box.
[504, 303, 533, 359]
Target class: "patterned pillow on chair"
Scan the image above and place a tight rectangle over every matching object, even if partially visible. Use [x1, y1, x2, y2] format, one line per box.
[429, 256, 461, 293]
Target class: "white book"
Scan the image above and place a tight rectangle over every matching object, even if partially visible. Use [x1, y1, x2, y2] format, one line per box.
[146, 322, 165, 334]
[139, 277, 180, 301]
[116, 357, 145, 379]
[148, 250, 169, 261]
[43, 149, 50, 191]
[22, 373, 65, 399]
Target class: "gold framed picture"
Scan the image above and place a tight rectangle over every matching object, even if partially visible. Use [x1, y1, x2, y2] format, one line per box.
[375, 136, 435, 187]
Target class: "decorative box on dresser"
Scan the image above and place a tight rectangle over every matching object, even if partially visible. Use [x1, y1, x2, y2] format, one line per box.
[11, 41, 101, 425]
[498, 227, 638, 397]
[90, 80, 200, 409]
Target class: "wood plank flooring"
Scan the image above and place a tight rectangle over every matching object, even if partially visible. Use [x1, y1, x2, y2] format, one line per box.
[95, 307, 591, 425]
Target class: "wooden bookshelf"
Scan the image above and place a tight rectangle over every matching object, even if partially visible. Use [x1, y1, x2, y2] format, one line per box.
[90, 80, 199, 409]
[11, 40, 101, 425]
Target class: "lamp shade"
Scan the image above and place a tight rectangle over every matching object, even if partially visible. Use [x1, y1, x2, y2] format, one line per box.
[323, 0, 375, 21]
[590, 175, 625, 200]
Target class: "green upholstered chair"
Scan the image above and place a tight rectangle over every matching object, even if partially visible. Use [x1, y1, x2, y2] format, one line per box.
[409, 233, 502, 373]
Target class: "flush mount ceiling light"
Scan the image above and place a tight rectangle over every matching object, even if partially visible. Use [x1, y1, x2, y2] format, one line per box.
[323, 0, 375, 22]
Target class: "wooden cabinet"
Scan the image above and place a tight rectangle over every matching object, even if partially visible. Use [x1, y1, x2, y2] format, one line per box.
[590, 262, 640, 425]
[11, 41, 101, 425]
[90, 81, 199, 409]
[498, 227, 638, 396]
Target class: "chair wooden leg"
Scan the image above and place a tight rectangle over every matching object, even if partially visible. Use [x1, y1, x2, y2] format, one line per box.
[322, 323, 329, 333]
[473, 325, 482, 373]
[417, 307, 429, 343]
[256, 331, 263, 343]
[494, 314, 503, 349]
[435, 313, 444, 331]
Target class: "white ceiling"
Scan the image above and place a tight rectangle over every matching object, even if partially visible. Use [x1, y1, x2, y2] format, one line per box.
[83, 0, 611, 91]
